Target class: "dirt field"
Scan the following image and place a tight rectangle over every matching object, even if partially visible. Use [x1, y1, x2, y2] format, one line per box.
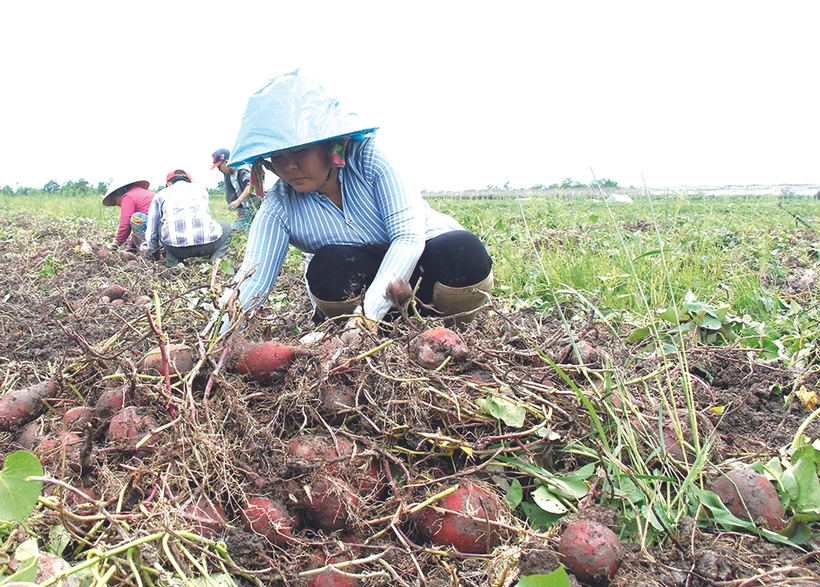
[1, 212, 819, 586]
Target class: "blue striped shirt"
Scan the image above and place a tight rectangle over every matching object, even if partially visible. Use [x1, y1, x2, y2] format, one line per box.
[236, 138, 463, 320]
[146, 182, 224, 251]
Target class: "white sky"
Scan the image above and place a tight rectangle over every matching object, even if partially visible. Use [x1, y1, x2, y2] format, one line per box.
[1, 1, 818, 192]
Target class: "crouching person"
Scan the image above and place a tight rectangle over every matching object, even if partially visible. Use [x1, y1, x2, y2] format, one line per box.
[227, 71, 493, 329]
[146, 169, 232, 267]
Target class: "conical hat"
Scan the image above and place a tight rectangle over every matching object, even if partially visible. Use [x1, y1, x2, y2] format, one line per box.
[102, 178, 150, 206]
[229, 70, 378, 168]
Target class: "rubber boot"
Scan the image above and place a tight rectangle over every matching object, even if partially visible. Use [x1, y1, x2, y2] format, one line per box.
[432, 271, 494, 326]
[312, 297, 360, 319]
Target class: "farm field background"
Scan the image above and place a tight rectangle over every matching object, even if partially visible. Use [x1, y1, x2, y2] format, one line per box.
[1, 187, 820, 586]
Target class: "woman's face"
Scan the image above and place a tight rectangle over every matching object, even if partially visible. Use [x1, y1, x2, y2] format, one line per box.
[270, 144, 331, 193]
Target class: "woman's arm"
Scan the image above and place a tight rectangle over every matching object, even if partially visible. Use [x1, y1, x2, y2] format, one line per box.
[236, 198, 291, 311]
[114, 196, 138, 243]
[360, 145, 426, 320]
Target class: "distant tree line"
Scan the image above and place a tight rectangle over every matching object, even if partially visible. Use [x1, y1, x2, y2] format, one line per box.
[485, 178, 620, 190]
[1, 179, 224, 198]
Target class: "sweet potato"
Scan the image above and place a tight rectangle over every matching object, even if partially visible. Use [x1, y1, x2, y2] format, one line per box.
[141, 344, 195, 377]
[409, 327, 469, 369]
[558, 520, 622, 585]
[0, 378, 59, 432]
[712, 468, 786, 530]
[318, 383, 356, 424]
[662, 409, 717, 464]
[235, 340, 303, 383]
[241, 496, 299, 545]
[100, 284, 126, 300]
[38, 431, 85, 474]
[108, 407, 160, 451]
[184, 495, 227, 538]
[416, 481, 502, 553]
[288, 435, 385, 498]
[94, 388, 130, 420]
[61, 406, 95, 432]
[386, 278, 413, 306]
[306, 552, 359, 587]
[300, 476, 358, 531]
[15, 419, 44, 450]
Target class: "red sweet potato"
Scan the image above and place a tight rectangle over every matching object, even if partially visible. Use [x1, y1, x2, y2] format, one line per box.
[184, 495, 227, 538]
[713, 468, 786, 530]
[94, 388, 130, 420]
[409, 327, 469, 369]
[306, 552, 359, 587]
[235, 340, 303, 382]
[61, 406, 95, 432]
[38, 431, 85, 474]
[386, 278, 413, 306]
[300, 476, 359, 532]
[416, 481, 503, 553]
[15, 419, 44, 450]
[241, 496, 299, 545]
[318, 383, 356, 424]
[141, 344, 195, 377]
[559, 520, 622, 585]
[108, 407, 160, 451]
[100, 283, 126, 300]
[0, 378, 59, 432]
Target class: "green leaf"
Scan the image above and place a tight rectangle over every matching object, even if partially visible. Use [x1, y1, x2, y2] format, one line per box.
[632, 249, 661, 261]
[48, 524, 71, 556]
[520, 502, 561, 530]
[477, 396, 526, 428]
[625, 326, 650, 343]
[790, 457, 820, 514]
[219, 260, 235, 275]
[659, 305, 682, 324]
[0, 451, 44, 523]
[699, 314, 723, 330]
[515, 566, 571, 587]
[6, 537, 40, 583]
[532, 486, 569, 514]
[505, 479, 523, 509]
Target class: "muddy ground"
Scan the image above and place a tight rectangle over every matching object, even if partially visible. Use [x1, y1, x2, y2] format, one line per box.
[1, 213, 819, 586]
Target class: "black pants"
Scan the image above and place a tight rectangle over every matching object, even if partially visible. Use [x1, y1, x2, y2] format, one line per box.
[306, 230, 492, 307]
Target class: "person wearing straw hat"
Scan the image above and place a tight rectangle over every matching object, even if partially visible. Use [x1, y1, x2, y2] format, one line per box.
[101, 178, 155, 250]
[146, 169, 233, 267]
[225, 70, 493, 331]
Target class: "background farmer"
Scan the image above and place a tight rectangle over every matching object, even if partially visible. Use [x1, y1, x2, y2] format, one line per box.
[211, 148, 260, 231]
[102, 178, 155, 250]
[226, 70, 493, 328]
[146, 169, 232, 267]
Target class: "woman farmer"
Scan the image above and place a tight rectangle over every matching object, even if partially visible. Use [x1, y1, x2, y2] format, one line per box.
[102, 178, 156, 250]
[228, 70, 493, 328]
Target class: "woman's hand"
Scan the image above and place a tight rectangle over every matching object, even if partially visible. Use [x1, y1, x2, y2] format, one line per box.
[228, 200, 241, 211]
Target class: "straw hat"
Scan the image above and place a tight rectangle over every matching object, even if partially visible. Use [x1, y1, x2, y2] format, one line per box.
[102, 178, 150, 206]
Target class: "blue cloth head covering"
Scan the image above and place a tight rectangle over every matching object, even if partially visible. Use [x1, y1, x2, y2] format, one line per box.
[229, 70, 378, 168]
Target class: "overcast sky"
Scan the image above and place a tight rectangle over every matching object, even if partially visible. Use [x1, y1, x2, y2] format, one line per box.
[1, 1, 818, 193]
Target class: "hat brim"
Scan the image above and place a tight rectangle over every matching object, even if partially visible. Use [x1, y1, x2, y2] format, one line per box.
[210, 162, 223, 170]
[102, 179, 150, 206]
[229, 130, 377, 169]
